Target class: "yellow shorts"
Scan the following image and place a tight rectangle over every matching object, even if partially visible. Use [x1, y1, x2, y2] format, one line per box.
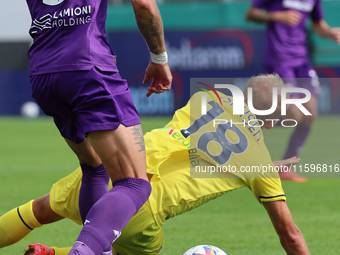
[50, 168, 164, 254]
[50, 168, 82, 225]
[112, 205, 164, 255]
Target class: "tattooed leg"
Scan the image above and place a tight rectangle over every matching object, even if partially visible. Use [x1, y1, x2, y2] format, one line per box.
[69, 124, 151, 254]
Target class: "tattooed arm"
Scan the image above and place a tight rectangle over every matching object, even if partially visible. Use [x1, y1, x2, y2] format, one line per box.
[131, 0, 172, 97]
[131, 0, 165, 54]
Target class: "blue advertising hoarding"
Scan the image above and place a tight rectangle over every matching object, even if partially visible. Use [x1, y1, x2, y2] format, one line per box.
[108, 29, 266, 114]
[0, 29, 339, 115]
[108, 29, 340, 115]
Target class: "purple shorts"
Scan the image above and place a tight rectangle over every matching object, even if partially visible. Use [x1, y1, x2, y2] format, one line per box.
[30, 67, 140, 143]
[265, 61, 320, 98]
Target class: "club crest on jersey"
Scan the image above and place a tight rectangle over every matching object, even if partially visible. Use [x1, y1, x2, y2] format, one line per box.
[43, 0, 65, 6]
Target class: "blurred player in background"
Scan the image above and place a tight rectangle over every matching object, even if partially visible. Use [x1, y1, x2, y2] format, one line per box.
[24, 0, 172, 254]
[0, 74, 310, 255]
[245, 0, 340, 182]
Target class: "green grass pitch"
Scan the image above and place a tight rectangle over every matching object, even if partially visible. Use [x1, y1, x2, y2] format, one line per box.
[0, 116, 340, 254]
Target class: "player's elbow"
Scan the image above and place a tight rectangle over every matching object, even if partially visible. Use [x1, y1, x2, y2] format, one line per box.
[280, 227, 301, 247]
[279, 225, 308, 254]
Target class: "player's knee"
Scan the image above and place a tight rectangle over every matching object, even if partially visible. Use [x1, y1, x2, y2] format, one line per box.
[78, 154, 102, 166]
[65, 137, 102, 166]
[302, 112, 318, 126]
[77, 153, 102, 166]
[32, 195, 64, 224]
[32, 196, 48, 223]
[310, 108, 318, 120]
[285, 107, 304, 123]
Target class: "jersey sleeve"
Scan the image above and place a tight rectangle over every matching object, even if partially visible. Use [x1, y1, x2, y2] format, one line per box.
[248, 175, 286, 204]
[311, 0, 324, 21]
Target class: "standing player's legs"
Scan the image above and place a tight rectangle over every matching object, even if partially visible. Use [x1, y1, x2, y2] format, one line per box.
[282, 66, 319, 160]
[264, 64, 312, 181]
[67, 126, 151, 255]
[64, 138, 109, 223]
[282, 95, 318, 159]
[31, 68, 151, 255]
[31, 70, 110, 231]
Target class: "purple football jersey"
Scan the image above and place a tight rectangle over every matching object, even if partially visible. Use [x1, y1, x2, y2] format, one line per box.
[252, 0, 323, 67]
[26, 0, 118, 75]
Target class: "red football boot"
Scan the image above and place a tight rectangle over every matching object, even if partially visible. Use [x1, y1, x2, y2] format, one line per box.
[24, 243, 55, 255]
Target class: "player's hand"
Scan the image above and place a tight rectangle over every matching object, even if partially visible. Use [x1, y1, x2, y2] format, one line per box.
[273, 156, 301, 167]
[329, 28, 340, 44]
[143, 61, 172, 97]
[272, 10, 302, 26]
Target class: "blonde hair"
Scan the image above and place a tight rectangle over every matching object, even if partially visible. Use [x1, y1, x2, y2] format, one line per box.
[244, 73, 284, 121]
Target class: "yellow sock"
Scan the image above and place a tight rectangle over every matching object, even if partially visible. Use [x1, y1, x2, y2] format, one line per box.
[0, 200, 42, 248]
[51, 246, 72, 255]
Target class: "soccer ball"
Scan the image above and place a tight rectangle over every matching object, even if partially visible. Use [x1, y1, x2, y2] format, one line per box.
[21, 101, 40, 119]
[183, 245, 227, 255]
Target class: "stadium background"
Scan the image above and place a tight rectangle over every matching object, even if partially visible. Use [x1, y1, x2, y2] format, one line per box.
[1, 0, 340, 116]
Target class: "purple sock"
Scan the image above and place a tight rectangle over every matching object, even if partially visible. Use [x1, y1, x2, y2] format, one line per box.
[79, 164, 110, 223]
[283, 123, 311, 159]
[70, 177, 151, 255]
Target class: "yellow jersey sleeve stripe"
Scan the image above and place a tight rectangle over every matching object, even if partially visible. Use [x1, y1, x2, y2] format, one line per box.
[259, 194, 286, 203]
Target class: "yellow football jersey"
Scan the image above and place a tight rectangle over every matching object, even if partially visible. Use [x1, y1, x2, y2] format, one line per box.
[49, 91, 286, 254]
[145, 91, 286, 227]
[51, 90, 286, 242]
